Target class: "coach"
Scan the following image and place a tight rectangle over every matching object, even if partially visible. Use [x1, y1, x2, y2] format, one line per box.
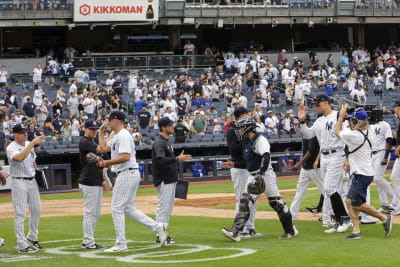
[7, 124, 44, 253]
[79, 119, 109, 250]
[152, 117, 191, 245]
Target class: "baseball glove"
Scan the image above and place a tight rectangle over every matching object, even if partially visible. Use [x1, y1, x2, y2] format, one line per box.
[247, 174, 265, 195]
[86, 152, 104, 168]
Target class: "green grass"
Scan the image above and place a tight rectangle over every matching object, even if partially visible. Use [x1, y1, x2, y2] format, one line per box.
[0, 215, 399, 267]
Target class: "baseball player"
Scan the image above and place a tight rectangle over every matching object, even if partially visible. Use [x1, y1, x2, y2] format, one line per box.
[221, 107, 262, 239]
[222, 117, 298, 241]
[0, 169, 6, 249]
[7, 124, 45, 253]
[335, 107, 392, 239]
[97, 111, 168, 252]
[390, 101, 400, 214]
[289, 115, 329, 225]
[152, 117, 192, 245]
[298, 94, 351, 234]
[79, 119, 111, 249]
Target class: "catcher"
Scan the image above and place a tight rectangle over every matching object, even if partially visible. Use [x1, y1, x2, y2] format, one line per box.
[221, 116, 298, 241]
[79, 120, 112, 250]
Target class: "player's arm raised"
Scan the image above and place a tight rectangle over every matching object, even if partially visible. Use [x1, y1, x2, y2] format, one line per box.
[298, 103, 315, 139]
[97, 119, 111, 153]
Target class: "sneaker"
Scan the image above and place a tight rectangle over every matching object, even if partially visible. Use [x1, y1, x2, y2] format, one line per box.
[83, 243, 104, 249]
[239, 232, 252, 239]
[27, 238, 42, 249]
[19, 246, 38, 253]
[325, 223, 339, 233]
[222, 226, 241, 242]
[379, 204, 395, 214]
[383, 214, 393, 238]
[156, 236, 175, 245]
[104, 245, 128, 253]
[249, 229, 263, 237]
[280, 225, 298, 239]
[0, 238, 5, 248]
[360, 215, 379, 224]
[337, 216, 351, 233]
[344, 232, 362, 240]
[157, 223, 168, 247]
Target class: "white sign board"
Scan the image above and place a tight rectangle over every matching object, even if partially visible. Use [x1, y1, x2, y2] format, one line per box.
[0, 166, 11, 191]
[74, 0, 159, 22]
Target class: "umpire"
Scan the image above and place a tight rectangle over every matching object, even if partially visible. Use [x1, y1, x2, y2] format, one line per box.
[152, 117, 191, 245]
[79, 119, 109, 249]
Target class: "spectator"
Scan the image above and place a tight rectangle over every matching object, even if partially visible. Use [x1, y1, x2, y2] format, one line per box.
[176, 93, 189, 116]
[285, 85, 294, 106]
[131, 126, 143, 146]
[184, 116, 192, 131]
[184, 40, 195, 55]
[212, 119, 222, 134]
[82, 93, 95, 118]
[7, 113, 18, 133]
[22, 97, 36, 118]
[137, 105, 152, 137]
[67, 92, 79, 118]
[52, 113, 63, 135]
[51, 98, 63, 117]
[325, 78, 334, 96]
[88, 66, 98, 89]
[61, 120, 72, 141]
[255, 116, 267, 134]
[271, 88, 281, 108]
[127, 71, 137, 94]
[112, 76, 123, 95]
[43, 63, 55, 87]
[265, 110, 278, 135]
[191, 112, 207, 135]
[174, 117, 189, 143]
[10, 91, 18, 108]
[82, 69, 89, 87]
[105, 73, 115, 91]
[135, 96, 147, 116]
[15, 109, 23, 123]
[71, 116, 80, 136]
[350, 86, 366, 104]
[163, 106, 177, 124]
[64, 44, 76, 61]
[27, 123, 40, 142]
[32, 84, 44, 107]
[191, 161, 206, 177]
[32, 63, 42, 84]
[43, 116, 55, 137]
[277, 49, 287, 68]
[36, 101, 48, 128]
[74, 69, 85, 87]
[57, 86, 66, 103]
[69, 80, 78, 95]
[340, 51, 349, 66]
[191, 93, 204, 108]
[0, 66, 8, 88]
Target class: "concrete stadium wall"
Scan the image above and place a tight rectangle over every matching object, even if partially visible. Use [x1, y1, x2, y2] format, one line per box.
[1, 57, 46, 75]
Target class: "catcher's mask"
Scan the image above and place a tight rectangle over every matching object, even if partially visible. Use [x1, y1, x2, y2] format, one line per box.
[235, 116, 257, 142]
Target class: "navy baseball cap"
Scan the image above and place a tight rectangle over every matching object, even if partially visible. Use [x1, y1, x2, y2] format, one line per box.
[347, 110, 368, 121]
[84, 120, 99, 129]
[394, 101, 400, 107]
[233, 107, 248, 119]
[315, 94, 330, 103]
[109, 110, 126, 121]
[13, 124, 28, 134]
[158, 117, 174, 129]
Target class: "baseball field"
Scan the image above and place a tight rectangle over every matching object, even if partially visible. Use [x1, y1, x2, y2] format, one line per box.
[0, 176, 399, 267]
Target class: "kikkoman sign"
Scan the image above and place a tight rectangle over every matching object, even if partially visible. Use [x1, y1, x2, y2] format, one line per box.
[74, 0, 159, 22]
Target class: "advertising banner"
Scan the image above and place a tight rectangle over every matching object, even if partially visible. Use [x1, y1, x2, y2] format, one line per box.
[74, 0, 159, 22]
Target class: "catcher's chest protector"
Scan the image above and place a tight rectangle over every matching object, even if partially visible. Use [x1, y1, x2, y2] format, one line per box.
[242, 133, 262, 172]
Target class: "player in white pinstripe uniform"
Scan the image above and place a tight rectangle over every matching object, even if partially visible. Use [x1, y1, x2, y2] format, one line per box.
[79, 119, 111, 249]
[152, 117, 192, 245]
[7, 124, 45, 253]
[0, 170, 6, 248]
[298, 94, 351, 234]
[97, 111, 168, 252]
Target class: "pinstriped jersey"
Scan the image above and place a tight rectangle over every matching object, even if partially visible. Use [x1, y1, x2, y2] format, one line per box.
[107, 128, 138, 172]
[7, 141, 36, 177]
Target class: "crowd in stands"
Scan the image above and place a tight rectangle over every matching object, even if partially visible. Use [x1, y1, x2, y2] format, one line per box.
[0, 42, 400, 152]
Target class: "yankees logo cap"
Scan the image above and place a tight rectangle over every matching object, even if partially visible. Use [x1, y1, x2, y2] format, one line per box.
[12, 124, 28, 134]
[109, 110, 126, 121]
[315, 94, 330, 103]
[84, 119, 99, 129]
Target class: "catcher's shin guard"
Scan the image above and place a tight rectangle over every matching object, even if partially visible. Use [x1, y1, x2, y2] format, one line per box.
[231, 193, 252, 235]
[269, 196, 295, 234]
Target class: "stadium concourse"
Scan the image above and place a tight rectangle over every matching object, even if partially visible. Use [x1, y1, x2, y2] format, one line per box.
[0, 45, 400, 152]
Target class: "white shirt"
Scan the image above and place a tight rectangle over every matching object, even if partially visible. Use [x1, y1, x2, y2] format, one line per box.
[33, 89, 44, 106]
[7, 141, 36, 177]
[83, 97, 95, 114]
[369, 121, 392, 151]
[163, 112, 177, 123]
[32, 68, 42, 81]
[106, 78, 115, 90]
[238, 62, 247, 74]
[71, 120, 80, 136]
[37, 104, 48, 121]
[107, 128, 139, 172]
[340, 128, 374, 176]
[69, 84, 77, 95]
[128, 75, 138, 90]
[67, 96, 79, 116]
[350, 89, 366, 103]
[0, 69, 7, 83]
[300, 110, 345, 151]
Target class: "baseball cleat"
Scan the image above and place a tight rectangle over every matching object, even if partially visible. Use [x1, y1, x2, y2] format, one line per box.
[19, 246, 38, 253]
[360, 215, 379, 224]
[104, 245, 128, 253]
[379, 204, 395, 214]
[383, 214, 392, 238]
[279, 225, 298, 239]
[222, 226, 241, 242]
[27, 238, 42, 249]
[344, 232, 362, 240]
[239, 232, 252, 239]
[337, 216, 351, 233]
[157, 223, 169, 247]
[325, 223, 339, 233]
[0, 238, 5, 248]
[249, 229, 263, 237]
[83, 243, 104, 249]
[156, 236, 175, 245]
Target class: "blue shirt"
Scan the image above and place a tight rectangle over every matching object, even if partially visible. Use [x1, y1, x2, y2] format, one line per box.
[191, 99, 204, 108]
[340, 56, 349, 66]
[23, 102, 36, 118]
[203, 99, 213, 107]
[82, 73, 89, 85]
[89, 70, 97, 81]
[191, 163, 206, 177]
[325, 83, 334, 96]
[271, 92, 280, 104]
[135, 100, 147, 116]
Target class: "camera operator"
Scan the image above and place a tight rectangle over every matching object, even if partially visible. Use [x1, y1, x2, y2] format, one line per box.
[298, 94, 350, 234]
[335, 106, 392, 239]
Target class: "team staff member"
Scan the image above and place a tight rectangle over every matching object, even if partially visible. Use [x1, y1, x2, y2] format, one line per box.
[7, 124, 45, 253]
[298, 94, 350, 234]
[335, 107, 392, 239]
[97, 111, 168, 252]
[152, 117, 192, 245]
[221, 107, 262, 238]
[0, 169, 6, 248]
[79, 119, 110, 250]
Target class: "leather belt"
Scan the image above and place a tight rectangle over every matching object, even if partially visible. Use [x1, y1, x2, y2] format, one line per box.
[321, 150, 337, 155]
[14, 177, 34, 180]
[117, 168, 137, 174]
[372, 149, 385, 155]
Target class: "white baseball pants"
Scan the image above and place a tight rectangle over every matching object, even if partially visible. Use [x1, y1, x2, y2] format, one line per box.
[11, 178, 41, 250]
[111, 169, 162, 247]
[390, 158, 400, 210]
[79, 184, 103, 247]
[373, 151, 397, 207]
[156, 182, 176, 225]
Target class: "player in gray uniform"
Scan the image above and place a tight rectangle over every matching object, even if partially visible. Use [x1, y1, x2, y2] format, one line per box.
[298, 94, 351, 234]
[222, 117, 298, 241]
[97, 111, 168, 252]
[7, 124, 45, 253]
[79, 119, 111, 249]
[152, 117, 192, 245]
[0, 170, 6, 248]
